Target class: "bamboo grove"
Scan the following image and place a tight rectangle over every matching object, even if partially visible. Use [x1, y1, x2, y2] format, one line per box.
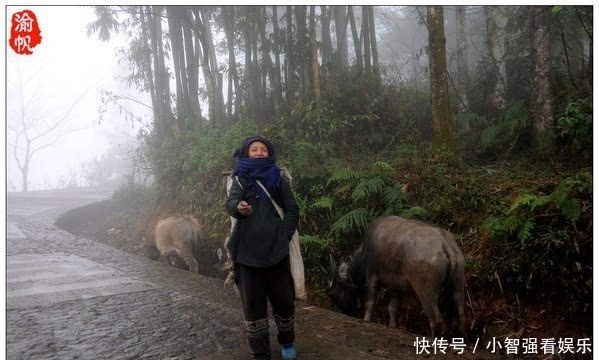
[88, 5, 593, 159]
[89, 6, 383, 136]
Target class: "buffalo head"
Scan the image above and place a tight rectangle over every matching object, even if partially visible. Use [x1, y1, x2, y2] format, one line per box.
[327, 254, 363, 317]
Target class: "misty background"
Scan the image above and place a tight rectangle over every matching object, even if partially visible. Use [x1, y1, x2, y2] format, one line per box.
[7, 5, 500, 193]
[7, 6, 152, 192]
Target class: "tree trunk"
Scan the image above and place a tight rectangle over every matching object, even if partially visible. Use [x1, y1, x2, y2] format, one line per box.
[529, 6, 555, 157]
[309, 5, 320, 100]
[320, 6, 334, 66]
[259, 6, 272, 124]
[272, 6, 283, 112]
[455, 5, 469, 114]
[191, 8, 216, 124]
[362, 6, 371, 73]
[203, 8, 224, 123]
[251, 8, 262, 128]
[18, 142, 31, 192]
[166, 6, 188, 134]
[285, 6, 295, 105]
[367, 6, 380, 80]
[348, 6, 363, 71]
[485, 6, 507, 116]
[223, 6, 240, 119]
[182, 8, 201, 121]
[197, 8, 223, 124]
[295, 6, 309, 101]
[139, 6, 159, 126]
[334, 5, 349, 68]
[556, 11, 576, 88]
[427, 6, 456, 158]
[21, 159, 29, 192]
[149, 5, 173, 141]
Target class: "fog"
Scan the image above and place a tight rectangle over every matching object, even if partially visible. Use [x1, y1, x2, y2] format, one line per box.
[5, 4, 589, 193]
[6, 6, 152, 192]
[3, 5, 448, 193]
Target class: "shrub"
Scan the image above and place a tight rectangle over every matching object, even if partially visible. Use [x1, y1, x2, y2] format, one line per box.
[556, 98, 592, 162]
[481, 171, 592, 311]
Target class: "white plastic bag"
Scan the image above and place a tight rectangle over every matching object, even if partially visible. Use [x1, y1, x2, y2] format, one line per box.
[288, 229, 307, 300]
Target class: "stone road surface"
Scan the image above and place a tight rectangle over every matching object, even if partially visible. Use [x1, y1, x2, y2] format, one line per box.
[6, 187, 495, 360]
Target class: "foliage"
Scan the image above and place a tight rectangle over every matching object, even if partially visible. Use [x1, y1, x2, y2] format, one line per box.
[480, 170, 592, 311]
[113, 180, 150, 209]
[478, 102, 529, 157]
[299, 234, 334, 299]
[483, 179, 584, 245]
[111, 180, 155, 228]
[312, 161, 428, 254]
[556, 98, 592, 162]
[277, 98, 379, 159]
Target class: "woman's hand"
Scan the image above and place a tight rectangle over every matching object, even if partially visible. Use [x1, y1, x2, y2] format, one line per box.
[237, 200, 252, 216]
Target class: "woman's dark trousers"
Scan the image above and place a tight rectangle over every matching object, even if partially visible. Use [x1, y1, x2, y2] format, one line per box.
[236, 256, 295, 359]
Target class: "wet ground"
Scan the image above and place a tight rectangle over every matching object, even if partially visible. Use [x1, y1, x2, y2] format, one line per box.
[6, 187, 498, 359]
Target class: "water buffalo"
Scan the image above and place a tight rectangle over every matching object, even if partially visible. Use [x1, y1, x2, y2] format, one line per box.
[328, 216, 467, 338]
[145, 215, 201, 274]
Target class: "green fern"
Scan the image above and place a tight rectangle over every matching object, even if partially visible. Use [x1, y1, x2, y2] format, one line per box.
[352, 177, 386, 201]
[479, 102, 528, 150]
[509, 193, 550, 214]
[482, 217, 506, 238]
[327, 168, 364, 186]
[480, 125, 502, 148]
[331, 208, 371, 235]
[485, 178, 586, 245]
[557, 198, 581, 224]
[517, 218, 535, 243]
[503, 103, 528, 132]
[300, 234, 330, 250]
[312, 196, 333, 210]
[382, 184, 410, 215]
[372, 161, 393, 173]
[401, 206, 429, 220]
[503, 214, 523, 234]
[556, 98, 592, 159]
[550, 175, 587, 224]
[382, 185, 405, 206]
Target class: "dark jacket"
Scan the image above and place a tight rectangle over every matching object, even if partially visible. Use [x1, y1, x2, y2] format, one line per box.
[225, 176, 300, 268]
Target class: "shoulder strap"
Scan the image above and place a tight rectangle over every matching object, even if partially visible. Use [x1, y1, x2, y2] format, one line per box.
[234, 176, 243, 190]
[256, 180, 285, 219]
[227, 175, 244, 196]
[280, 168, 293, 184]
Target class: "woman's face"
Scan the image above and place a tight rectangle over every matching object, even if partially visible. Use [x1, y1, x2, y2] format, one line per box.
[248, 141, 269, 158]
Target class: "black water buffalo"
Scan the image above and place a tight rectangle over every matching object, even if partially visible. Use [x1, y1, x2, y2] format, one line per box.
[145, 215, 201, 273]
[328, 216, 467, 338]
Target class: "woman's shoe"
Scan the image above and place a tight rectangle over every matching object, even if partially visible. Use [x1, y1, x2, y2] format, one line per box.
[280, 342, 297, 360]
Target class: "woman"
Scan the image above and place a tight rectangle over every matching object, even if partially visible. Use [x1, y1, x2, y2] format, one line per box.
[225, 135, 300, 360]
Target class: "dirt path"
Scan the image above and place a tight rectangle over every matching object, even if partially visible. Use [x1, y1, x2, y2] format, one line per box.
[46, 192, 506, 359]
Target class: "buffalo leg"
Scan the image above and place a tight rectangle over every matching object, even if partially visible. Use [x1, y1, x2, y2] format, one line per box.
[420, 300, 443, 338]
[363, 275, 379, 322]
[412, 281, 443, 338]
[450, 265, 467, 337]
[179, 247, 200, 274]
[387, 293, 399, 328]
